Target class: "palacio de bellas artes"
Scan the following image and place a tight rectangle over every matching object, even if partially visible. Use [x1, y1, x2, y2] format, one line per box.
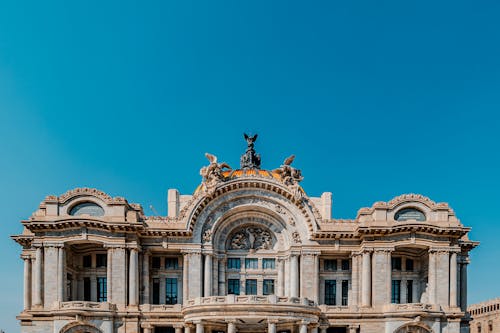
[12, 135, 478, 333]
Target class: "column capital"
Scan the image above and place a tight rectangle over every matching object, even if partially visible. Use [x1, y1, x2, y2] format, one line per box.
[103, 244, 127, 249]
[373, 247, 394, 253]
[43, 242, 65, 248]
[173, 324, 185, 329]
[181, 249, 202, 255]
[301, 250, 321, 256]
[21, 253, 32, 260]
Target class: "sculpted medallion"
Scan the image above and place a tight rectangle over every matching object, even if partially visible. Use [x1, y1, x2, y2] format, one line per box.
[229, 227, 274, 250]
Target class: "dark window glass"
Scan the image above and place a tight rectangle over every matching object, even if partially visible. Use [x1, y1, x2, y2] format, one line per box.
[96, 253, 107, 268]
[83, 255, 92, 268]
[391, 280, 401, 303]
[152, 256, 161, 269]
[97, 277, 107, 302]
[324, 259, 337, 271]
[228, 279, 240, 295]
[66, 273, 73, 301]
[69, 202, 104, 216]
[165, 258, 179, 270]
[391, 257, 402, 271]
[325, 280, 336, 305]
[245, 279, 257, 295]
[227, 258, 241, 269]
[407, 280, 413, 303]
[341, 259, 350, 271]
[263, 258, 275, 269]
[83, 277, 91, 301]
[406, 259, 414, 271]
[245, 258, 258, 269]
[155, 327, 175, 333]
[341, 280, 348, 306]
[152, 278, 160, 304]
[166, 278, 178, 304]
[263, 279, 274, 295]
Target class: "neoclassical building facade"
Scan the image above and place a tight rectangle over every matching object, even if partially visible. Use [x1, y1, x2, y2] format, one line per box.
[13, 138, 477, 333]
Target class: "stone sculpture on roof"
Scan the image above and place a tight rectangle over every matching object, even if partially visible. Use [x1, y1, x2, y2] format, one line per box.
[240, 133, 261, 169]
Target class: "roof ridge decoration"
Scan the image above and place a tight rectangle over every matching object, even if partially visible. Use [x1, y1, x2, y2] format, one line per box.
[240, 133, 261, 169]
[199, 153, 232, 195]
[44, 187, 128, 205]
[357, 193, 453, 216]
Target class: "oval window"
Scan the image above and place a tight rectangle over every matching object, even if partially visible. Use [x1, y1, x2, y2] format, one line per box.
[394, 208, 425, 222]
[69, 202, 104, 217]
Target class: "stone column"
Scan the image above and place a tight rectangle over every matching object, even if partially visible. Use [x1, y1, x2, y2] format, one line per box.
[428, 250, 436, 305]
[185, 324, 193, 333]
[314, 254, 320, 303]
[33, 247, 43, 307]
[57, 246, 65, 302]
[290, 254, 299, 298]
[348, 326, 357, 333]
[143, 327, 153, 333]
[227, 321, 237, 333]
[361, 251, 371, 307]
[174, 324, 184, 333]
[310, 325, 318, 333]
[44, 246, 59, 306]
[129, 248, 139, 306]
[351, 254, 359, 306]
[268, 320, 277, 333]
[111, 247, 127, 305]
[450, 252, 458, 307]
[436, 251, 450, 305]
[299, 322, 308, 333]
[460, 259, 468, 312]
[107, 248, 113, 303]
[319, 326, 328, 333]
[91, 277, 98, 302]
[372, 249, 392, 306]
[23, 255, 32, 310]
[213, 256, 219, 296]
[188, 252, 203, 299]
[143, 251, 150, 304]
[204, 254, 212, 297]
[218, 257, 226, 295]
[195, 321, 204, 333]
[277, 259, 284, 296]
[183, 252, 189, 303]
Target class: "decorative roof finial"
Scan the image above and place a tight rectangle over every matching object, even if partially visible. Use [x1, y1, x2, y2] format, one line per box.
[240, 133, 261, 169]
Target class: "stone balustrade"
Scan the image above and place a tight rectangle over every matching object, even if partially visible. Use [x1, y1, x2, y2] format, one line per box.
[185, 295, 315, 307]
[58, 301, 116, 311]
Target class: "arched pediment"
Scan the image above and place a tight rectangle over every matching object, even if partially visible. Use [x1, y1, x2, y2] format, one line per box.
[59, 322, 102, 333]
[184, 179, 321, 246]
[394, 322, 433, 333]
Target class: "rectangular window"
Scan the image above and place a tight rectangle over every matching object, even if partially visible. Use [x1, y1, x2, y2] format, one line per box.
[245, 258, 258, 269]
[227, 258, 241, 270]
[391, 257, 402, 271]
[391, 280, 401, 304]
[152, 256, 161, 269]
[324, 259, 337, 271]
[263, 258, 276, 269]
[341, 280, 349, 306]
[96, 253, 107, 268]
[325, 280, 336, 305]
[341, 259, 350, 271]
[406, 259, 414, 271]
[83, 255, 92, 268]
[152, 278, 160, 304]
[228, 279, 240, 295]
[165, 258, 179, 270]
[407, 280, 413, 303]
[263, 279, 275, 295]
[83, 277, 91, 301]
[245, 279, 257, 295]
[97, 277, 107, 302]
[165, 278, 178, 304]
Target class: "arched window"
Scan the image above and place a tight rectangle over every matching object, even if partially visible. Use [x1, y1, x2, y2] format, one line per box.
[69, 202, 104, 217]
[394, 208, 426, 222]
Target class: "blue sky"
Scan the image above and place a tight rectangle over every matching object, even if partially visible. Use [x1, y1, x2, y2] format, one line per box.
[1, 0, 500, 331]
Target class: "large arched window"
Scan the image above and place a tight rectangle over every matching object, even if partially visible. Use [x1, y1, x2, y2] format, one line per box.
[394, 208, 426, 222]
[69, 202, 104, 217]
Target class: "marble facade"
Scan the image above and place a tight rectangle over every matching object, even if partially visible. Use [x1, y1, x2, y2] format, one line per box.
[12, 147, 477, 333]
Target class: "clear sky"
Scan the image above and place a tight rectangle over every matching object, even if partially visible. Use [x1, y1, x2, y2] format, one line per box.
[1, 1, 499, 331]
